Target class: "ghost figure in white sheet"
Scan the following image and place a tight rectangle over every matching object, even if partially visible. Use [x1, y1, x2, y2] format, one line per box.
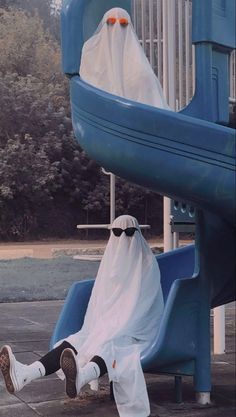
[59, 215, 164, 417]
[80, 7, 170, 109]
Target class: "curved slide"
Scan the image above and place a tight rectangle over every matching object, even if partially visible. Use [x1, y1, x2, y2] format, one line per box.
[51, 0, 236, 400]
[71, 76, 235, 224]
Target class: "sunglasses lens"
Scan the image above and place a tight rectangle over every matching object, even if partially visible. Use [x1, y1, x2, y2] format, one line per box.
[112, 228, 123, 237]
[119, 18, 128, 26]
[125, 227, 137, 236]
[107, 17, 116, 25]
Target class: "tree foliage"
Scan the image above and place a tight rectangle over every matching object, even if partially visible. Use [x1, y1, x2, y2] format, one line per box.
[0, 6, 163, 241]
[0, 0, 60, 39]
[0, 134, 57, 238]
[0, 7, 61, 79]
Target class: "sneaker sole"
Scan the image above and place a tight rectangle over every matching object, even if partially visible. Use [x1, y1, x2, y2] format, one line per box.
[0, 346, 15, 394]
[60, 349, 77, 399]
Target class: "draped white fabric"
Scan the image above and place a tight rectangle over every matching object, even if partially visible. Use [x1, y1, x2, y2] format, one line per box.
[61, 215, 164, 417]
[80, 7, 170, 109]
[65, 7, 167, 415]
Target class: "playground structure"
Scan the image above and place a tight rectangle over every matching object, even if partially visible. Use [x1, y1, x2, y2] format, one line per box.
[51, 0, 236, 405]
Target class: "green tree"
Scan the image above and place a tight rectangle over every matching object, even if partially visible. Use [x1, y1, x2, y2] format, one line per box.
[0, 72, 69, 145]
[0, 0, 60, 40]
[83, 174, 163, 235]
[0, 134, 57, 239]
[0, 7, 61, 79]
[0, 6, 163, 240]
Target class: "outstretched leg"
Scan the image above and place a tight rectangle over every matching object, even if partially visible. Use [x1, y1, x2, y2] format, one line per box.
[0, 345, 45, 394]
[39, 341, 77, 376]
[60, 348, 107, 398]
[0, 341, 76, 394]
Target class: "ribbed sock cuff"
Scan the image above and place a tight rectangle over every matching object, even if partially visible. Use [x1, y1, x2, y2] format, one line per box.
[28, 361, 46, 380]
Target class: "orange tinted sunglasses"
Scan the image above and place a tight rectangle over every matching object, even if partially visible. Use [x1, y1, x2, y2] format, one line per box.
[106, 17, 129, 26]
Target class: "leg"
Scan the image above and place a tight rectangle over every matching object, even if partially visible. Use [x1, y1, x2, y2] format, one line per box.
[60, 348, 107, 398]
[0, 341, 76, 394]
[0, 345, 45, 394]
[39, 341, 77, 376]
[110, 381, 115, 401]
[174, 376, 183, 403]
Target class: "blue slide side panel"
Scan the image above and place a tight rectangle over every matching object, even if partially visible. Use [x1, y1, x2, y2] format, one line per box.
[71, 78, 235, 223]
[72, 78, 235, 159]
[158, 245, 195, 303]
[192, 0, 235, 49]
[142, 246, 197, 373]
[50, 279, 94, 349]
[142, 277, 200, 373]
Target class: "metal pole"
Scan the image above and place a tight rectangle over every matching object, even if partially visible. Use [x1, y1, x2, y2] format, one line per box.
[163, 0, 174, 253]
[110, 173, 116, 225]
[164, 196, 173, 252]
[178, 0, 184, 109]
[162, 0, 168, 99]
[173, 232, 179, 249]
[167, 0, 176, 109]
[141, 0, 146, 54]
[213, 305, 225, 354]
[185, 0, 190, 103]
[149, 0, 154, 68]
[157, 0, 162, 81]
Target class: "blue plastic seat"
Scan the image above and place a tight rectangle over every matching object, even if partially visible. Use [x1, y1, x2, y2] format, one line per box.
[50, 245, 196, 382]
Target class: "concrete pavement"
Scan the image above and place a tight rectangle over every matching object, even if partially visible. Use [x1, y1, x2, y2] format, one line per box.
[0, 240, 107, 259]
[0, 300, 235, 417]
[0, 239, 163, 303]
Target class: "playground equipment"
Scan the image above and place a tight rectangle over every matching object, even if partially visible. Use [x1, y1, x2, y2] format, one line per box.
[51, 0, 236, 405]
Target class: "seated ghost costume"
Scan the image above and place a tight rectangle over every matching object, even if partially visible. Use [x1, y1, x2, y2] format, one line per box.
[58, 215, 164, 417]
[80, 7, 170, 109]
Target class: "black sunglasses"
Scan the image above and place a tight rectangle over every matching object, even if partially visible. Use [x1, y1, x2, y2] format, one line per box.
[112, 227, 137, 237]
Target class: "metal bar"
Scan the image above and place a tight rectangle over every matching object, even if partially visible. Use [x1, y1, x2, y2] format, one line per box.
[167, 0, 176, 109]
[192, 44, 196, 97]
[77, 224, 110, 229]
[178, 0, 184, 109]
[157, 0, 162, 81]
[175, 376, 183, 403]
[162, 0, 169, 100]
[164, 196, 173, 252]
[230, 50, 236, 99]
[149, 0, 154, 68]
[77, 224, 150, 229]
[133, 0, 234, 105]
[132, 0, 137, 29]
[213, 305, 226, 354]
[141, 0, 146, 54]
[189, 1, 195, 99]
[173, 232, 179, 249]
[162, 1, 173, 251]
[185, 0, 190, 104]
[110, 173, 116, 224]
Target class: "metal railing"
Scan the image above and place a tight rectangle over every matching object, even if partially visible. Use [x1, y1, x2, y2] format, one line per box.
[132, 0, 235, 110]
[230, 50, 236, 101]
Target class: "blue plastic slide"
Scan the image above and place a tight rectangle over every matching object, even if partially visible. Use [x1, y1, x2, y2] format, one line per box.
[51, 0, 235, 401]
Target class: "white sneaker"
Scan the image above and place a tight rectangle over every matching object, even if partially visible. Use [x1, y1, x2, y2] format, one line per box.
[60, 348, 100, 399]
[60, 348, 78, 398]
[0, 345, 29, 393]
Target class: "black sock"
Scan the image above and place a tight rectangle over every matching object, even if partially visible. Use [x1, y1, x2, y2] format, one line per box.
[91, 355, 107, 377]
[39, 341, 77, 376]
[39, 342, 107, 378]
